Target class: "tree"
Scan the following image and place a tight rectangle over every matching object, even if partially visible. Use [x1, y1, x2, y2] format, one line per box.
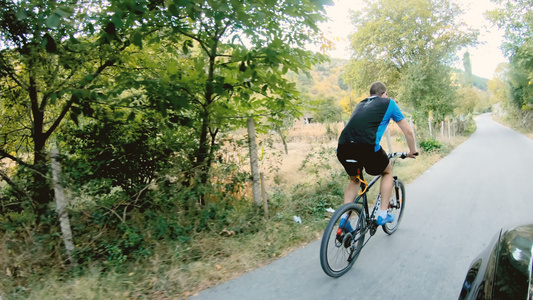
[152, 0, 332, 204]
[487, 63, 512, 105]
[0, 0, 165, 220]
[463, 51, 474, 87]
[343, 0, 478, 122]
[455, 87, 480, 115]
[487, 0, 533, 111]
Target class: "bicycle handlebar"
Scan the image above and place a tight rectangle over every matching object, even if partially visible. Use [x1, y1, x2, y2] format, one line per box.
[388, 152, 419, 159]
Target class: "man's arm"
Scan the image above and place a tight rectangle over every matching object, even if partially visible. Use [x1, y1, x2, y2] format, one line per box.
[396, 119, 418, 157]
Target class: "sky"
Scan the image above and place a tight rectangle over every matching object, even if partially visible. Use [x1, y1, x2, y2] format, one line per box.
[319, 0, 507, 79]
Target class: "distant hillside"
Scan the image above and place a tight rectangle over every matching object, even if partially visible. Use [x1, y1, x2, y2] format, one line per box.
[291, 60, 491, 123]
[451, 67, 489, 91]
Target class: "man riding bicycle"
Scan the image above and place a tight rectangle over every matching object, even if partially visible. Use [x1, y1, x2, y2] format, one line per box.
[337, 82, 418, 226]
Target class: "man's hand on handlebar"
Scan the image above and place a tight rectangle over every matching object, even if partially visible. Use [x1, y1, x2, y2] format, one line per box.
[407, 151, 419, 158]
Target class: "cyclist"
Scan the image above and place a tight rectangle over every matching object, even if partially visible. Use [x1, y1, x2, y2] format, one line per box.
[337, 82, 418, 227]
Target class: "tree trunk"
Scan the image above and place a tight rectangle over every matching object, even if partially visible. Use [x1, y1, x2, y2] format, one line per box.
[51, 149, 76, 265]
[195, 111, 211, 206]
[247, 117, 261, 206]
[275, 127, 288, 155]
[29, 72, 52, 218]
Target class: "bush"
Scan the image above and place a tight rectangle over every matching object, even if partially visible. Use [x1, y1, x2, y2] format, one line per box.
[419, 139, 442, 152]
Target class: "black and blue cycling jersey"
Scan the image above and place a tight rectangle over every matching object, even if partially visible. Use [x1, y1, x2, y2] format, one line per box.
[338, 96, 405, 152]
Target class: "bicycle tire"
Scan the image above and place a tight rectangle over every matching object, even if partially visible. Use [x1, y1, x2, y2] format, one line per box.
[320, 202, 366, 277]
[382, 179, 405, 235]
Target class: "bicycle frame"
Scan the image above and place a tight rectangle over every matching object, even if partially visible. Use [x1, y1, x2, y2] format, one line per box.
[350, 152, 406, 245]
[351, 176, 381, 248]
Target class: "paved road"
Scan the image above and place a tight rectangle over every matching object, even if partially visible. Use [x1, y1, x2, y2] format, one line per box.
[193, 114, 533, 300]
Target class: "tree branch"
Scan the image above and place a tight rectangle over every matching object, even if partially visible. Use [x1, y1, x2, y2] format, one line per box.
[0, 52, 29, 90]
[0, 169, 36, 206]
[43, 58, 117, 141]
[0, 149, 32, 169]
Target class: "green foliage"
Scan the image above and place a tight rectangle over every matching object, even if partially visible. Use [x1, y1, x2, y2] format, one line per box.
[292, 58, 350, 123]
[343, 0, 478, 122]
[463, 114, 477, 135]
[0, 0, 333, 220]
[487, 0, 533, 112]
[0, 0, 164, 217]
[419, 139, 443, 152]
[455, 87, 480, 115]
[399, 62, 457, 122]
[59, 114, 174, 192]
[309, 96, 344, 123]
[0, 0, 344, 296]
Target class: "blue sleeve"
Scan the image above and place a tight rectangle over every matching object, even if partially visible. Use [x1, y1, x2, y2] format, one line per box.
[387, 99, 405, 122]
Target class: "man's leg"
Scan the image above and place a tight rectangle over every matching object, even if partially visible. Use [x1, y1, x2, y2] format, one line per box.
[340, 176, 360, 232]
[376, 162, 394, 224]
[344, 176, 360, 204]
[379, 162, 393, 210]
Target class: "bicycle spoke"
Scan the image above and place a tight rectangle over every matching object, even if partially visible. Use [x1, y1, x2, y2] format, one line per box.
[382, 179, 405, 235]
[320, 203, 366, 277]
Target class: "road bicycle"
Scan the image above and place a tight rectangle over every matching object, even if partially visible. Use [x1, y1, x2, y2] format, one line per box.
[320, 152, 415, 278]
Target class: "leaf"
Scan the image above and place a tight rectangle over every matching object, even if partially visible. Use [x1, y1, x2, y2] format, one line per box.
[53, 8, 69, 18]
[16, 10, 28, 21]
[168, 4, 179, 16]
[50, 93, 57, 105]
[111, 14, 124, 29]
[133, 32, 143, 49]
[171, 97, 188, 109]
[46, 14, 61, 29]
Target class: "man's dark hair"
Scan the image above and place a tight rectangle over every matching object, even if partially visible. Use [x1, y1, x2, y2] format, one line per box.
[369, 82, 387, 96]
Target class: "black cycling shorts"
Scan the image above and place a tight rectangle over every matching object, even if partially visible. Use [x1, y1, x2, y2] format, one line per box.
[337, 144, 389, 176]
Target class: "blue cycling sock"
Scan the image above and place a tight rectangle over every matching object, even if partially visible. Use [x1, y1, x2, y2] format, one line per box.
[339, 214, 354, 232]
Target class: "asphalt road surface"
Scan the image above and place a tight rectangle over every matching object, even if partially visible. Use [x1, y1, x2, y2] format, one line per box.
[193, 114, 533, 300]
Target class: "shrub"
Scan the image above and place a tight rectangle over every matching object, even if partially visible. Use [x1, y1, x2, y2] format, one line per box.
[419, 139, 443, 152]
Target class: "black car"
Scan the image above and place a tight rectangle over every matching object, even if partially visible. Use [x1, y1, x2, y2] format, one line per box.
[459, 224, 533, 299]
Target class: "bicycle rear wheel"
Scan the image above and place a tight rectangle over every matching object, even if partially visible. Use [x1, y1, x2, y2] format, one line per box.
[382, 179, 405, 235]
[320, 202, 366, 277]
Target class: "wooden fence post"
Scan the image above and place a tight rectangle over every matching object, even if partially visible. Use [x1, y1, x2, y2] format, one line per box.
[448, 119, 451, 138]
[428, 117, 433, 138]
[260, 173, 268, 219]
[409, 117, 417, 147]
[247, 117, 262, 206]
[51, 148, 76, 266]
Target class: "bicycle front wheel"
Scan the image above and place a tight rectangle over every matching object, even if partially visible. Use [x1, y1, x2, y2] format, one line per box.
[320, 202, 366, 277]
[382, 179, 405, 235]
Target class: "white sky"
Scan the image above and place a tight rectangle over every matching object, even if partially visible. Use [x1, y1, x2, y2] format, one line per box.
[319, 0, 507, 79]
